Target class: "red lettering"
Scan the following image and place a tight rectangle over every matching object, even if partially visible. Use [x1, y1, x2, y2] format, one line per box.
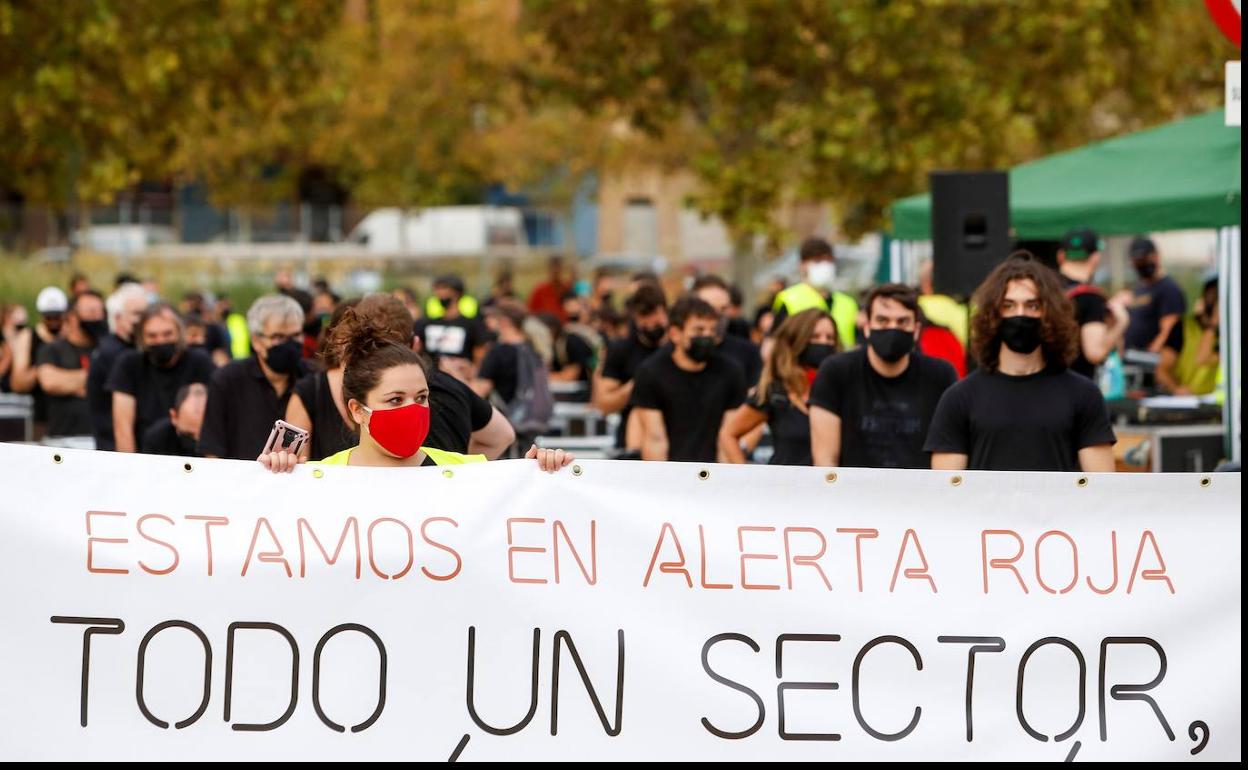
[1035, 530, 1079, 595]
[699, 525, 731, 590]
[642, 523, 691, 588]
[185, 515, 228, 577]
[981, 529, 1028, 594]
[241, 518, 292, 578]
[507, 517, 548, 585]
[837, 528, 878, 592]
[738, 526, 780, 591]
[421, 517, 462, 581]
[1086, 531, 1119, 594]
[298, 517, 361, 579]
[367, 517, 415, 580]
[137, 514, 180, 576]
[783, 527, 832, 591]
[1127, 530, 1175, 594]
[552, 519, 596, 585]
[85, 510, 128, 575]
[889, 528, 937, 593]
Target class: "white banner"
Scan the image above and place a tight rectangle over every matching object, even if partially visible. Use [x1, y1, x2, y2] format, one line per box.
[0, 444, 1240, 761]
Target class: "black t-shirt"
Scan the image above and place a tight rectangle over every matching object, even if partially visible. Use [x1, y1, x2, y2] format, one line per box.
[1125, 276, 1185, 352]
[141, 418, 200, 457]
[718, 334, 763, 387]
[415, 317, 485, 360]
[1060, 275, 1110, 380]
[108, 348, 216, 443]
[27, 331, 50, 423]
[924, 367, 1116, 472]
[632, 352, 746, 463]
[559, 333, 595, 385]
[809, 349, 957, 469]
[86, 333, 133, 450]
[198, 357, 295, 460]
[426, 369, 494, 455]
[752, 383, 812, 466]
[293, 371, 357, 461]
[479, 343, 522, 404]
[601, 331, 664, 448]
[35, 338, 94, 437]
[204, 323, 230, 355]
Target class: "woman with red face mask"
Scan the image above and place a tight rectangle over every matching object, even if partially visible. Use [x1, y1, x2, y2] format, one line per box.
[259, 307, 571, 473]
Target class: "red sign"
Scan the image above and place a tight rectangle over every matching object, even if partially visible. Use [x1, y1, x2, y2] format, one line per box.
[1205, 0, 1241, 47]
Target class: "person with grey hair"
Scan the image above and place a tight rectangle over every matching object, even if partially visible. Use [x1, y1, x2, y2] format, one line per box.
[108, 303, 215, 452]
[199, 294, 306, 459]
[87, 282, 149, 449]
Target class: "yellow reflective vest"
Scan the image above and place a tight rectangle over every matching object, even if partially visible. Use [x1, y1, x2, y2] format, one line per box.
[226, 313, 250, 360]
[917, 294, 969, 346]
[773, 283, 859, 351]
[424, 295, 480, 320]
[316, 446, 486, 466]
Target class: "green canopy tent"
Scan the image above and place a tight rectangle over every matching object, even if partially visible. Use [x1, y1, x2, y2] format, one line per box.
[889, 109, 1240, 240]
[887, 107, 1241, 466]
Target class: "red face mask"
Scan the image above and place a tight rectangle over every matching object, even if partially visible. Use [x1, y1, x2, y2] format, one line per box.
[362, 402, 431, 459]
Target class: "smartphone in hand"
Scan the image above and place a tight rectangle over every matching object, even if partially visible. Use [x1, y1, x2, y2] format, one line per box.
[263, 420, 310, 458]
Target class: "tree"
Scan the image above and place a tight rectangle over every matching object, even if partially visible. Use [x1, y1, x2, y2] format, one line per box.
[526, 0, 1235, 281]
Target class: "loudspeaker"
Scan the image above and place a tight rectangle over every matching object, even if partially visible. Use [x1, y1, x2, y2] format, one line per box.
[930, 171, 1010, 298]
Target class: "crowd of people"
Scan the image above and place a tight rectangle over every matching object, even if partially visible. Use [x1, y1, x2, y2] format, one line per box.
[0, 231, 1224, 473]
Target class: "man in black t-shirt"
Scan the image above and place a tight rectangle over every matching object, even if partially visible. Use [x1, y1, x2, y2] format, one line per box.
[925, 254, 1116, 472]
[36, 290, 108, 438]
[87, 282, 148, 449]
[1124, 237, 1186, 355]
[110, 304, 216, 452]
[632, 295, 747, 463]
[415, 276, 487, 384]
[692, 274, 763, 386]
[593, 283, 668, 450]
[475, 302, 528, 405]
[809, 284, 956, 468]
[1055, 229, 1128, 379]
[141, 383, 207, 456]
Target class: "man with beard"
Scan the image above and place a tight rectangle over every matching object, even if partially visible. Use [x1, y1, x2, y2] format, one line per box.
[36, 290, 108, 440]
[109, 304, 216, 452]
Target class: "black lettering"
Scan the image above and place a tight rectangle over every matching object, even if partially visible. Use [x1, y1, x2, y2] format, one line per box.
[937, 635, 1006, 742]
[775, 633, 841, 741]
[135, 620, 212, 729]
[465, 626, 540, 736]
[49, 616, 125, 728]
[1016, 637, 1086, 743]
[550, 629, 624, 736]
[311, 623, 386, 733]
[1098, 636, 1174, 741]
[224, 622, 299, 731]
[700, 633, 765, 739]
[852, 635, 922, 741]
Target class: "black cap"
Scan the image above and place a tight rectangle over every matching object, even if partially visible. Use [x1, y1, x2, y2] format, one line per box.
[1060, 228, 1100, 261]
[1129, 237, 1157, 260]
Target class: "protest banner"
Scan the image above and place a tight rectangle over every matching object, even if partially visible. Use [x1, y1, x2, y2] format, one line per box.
[0, 444, 1239, 760]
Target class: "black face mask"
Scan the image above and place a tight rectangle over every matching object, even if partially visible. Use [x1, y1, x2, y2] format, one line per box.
[867, 328, 915, 363]
[438, 296, 454, 310]
[264, 339, 304, 375]
[1134, 261, 1158, 280]
[147, 342, 179, 368]
[726, 317, 752, 339]
[999, 316, 1043, 355]
[799, 343, 837, 370]
[81, 319, 110, 341]
[637, 324, 667, 347]
[686, 335, 718, 363]
[44, 319, 63, 335]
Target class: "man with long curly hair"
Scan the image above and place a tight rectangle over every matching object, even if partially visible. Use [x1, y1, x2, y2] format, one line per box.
[925, 253, 1116, 472]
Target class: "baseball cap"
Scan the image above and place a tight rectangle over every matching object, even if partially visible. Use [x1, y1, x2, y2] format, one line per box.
[1128, 237, 1157, 260]
[35, 286, 69, 314]
[1060, 229, 1101, 261]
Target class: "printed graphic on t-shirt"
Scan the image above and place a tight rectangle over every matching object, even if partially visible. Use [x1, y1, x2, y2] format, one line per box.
[425, 324, 469, 357]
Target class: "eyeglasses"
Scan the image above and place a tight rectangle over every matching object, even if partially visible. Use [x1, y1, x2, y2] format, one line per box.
[258, 332, 299, 345]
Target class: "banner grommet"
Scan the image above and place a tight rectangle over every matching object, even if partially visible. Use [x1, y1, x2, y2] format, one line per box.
[697, 469, 710, 481]
[572, 465, 583, 477]
[312, 469, 324, 479]
[950, 475, 963, 487]
[51, 453, 62, 464]
[442, 469, 454, 479]
[1201, 476, 1212, 488]
[182, 462, 193, 474]
[1077, 477, 1089, 487]
[825, 472, 837, 483]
